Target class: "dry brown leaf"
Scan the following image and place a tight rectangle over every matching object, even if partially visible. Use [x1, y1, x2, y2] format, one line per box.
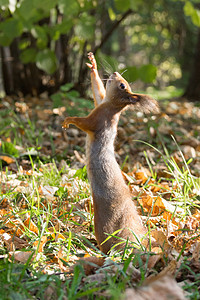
[139, 194, 184, 216]
[0, 229, 5, 234]
[0, 208, 10, 217]
[15, 102, 29, 113]
[151, 230, 171, 251]
[139, 195, 164, 215]
[77, 256, 105, 276]
[191, 242, 200, 261]
[124, 275, 186, 300]
[2, 233, 28, 251]
[150, 260, 178, 284]
[57, 246, 68, 271]
[150, 182, 171, 193]
[147, 253, 163, 269]
[122, 171, 135, 184]
[33, 236, 48, 252]
[50, 232, 66, 241]
[36, 109, 53, 121]
[43, 283, 68, 300]
[83, 273, 106, 284]
[134, 167, 151, 184]
[9, 250, 34, 263]
[0, 197, 9, 208]
[38, 185, 59, 200]
[0, 155, 15, 164]
[24, 217, 39, 235]
[184, 214, 200, 231]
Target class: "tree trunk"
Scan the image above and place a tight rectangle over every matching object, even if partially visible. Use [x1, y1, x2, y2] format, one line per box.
[184, 28, 200, 101]
[1, 46, 14, 94]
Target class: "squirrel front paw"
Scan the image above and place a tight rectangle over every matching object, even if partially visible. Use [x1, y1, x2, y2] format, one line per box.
[62, 117, 71, 129]
[86, 52, 97, 71]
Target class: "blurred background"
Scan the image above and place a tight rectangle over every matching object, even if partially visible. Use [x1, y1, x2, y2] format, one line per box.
[0, 0, 200, 101]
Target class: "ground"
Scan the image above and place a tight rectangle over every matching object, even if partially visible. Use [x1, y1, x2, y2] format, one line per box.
[0, 92, 200, 299]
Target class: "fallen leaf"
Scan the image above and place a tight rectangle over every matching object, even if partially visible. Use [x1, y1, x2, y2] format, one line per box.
[39, 185, 59, 200]
[147, 253, 163, 269]
[139, 195, 184, 216]
[191, 242, 200, 261]
[24, 217, 39, 235]
[124, 275, 186, 300]
[0, 155, 15, 164]
[77, 256, 105, 276]
[134, 167, 151, 184]
[50, 232, 66, 241]
[33, 236, 48, 252]
[9, 251, 34, 263]
[2, 233, 28, 251]
[151, 230, 171, 251]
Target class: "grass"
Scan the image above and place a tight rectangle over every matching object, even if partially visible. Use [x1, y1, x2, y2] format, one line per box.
[0, 93, 200, 299]
[140, 136, 200, 215]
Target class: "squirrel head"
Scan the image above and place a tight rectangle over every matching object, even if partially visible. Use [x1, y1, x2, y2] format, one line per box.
[105, 72, 159, 114]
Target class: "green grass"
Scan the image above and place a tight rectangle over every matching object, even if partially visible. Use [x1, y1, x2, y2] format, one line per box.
[141, 136, 200, 213]
[0, 94, 200, 299]
[1, 152, 199, 299]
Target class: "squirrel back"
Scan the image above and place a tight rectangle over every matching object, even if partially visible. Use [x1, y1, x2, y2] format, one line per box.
[63, 53, 159, 253]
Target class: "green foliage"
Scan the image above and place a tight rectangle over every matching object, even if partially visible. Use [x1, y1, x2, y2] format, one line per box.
[31, 25, 48, 49]
[184, 1, 200, 27]
[114, 0, 143, 12]
[20, 48, 37, 63]
[114, 0, 130, 12]
[0, 18, 23, 46]
[0, 141, 19, 157]
[51, 84, 93, 115]
[74, 166, 87, 181]
[0, 0, 95, 75]
[0, 0, 159, 83]
[41, 161, 63, 186]
[36, 49, 58, 74]
[58, 0, 80, 15]
[0, 0, 199, 95]
[122, 64, 157, 83]
[75, 13, 95, 41]
[139, 64, 157, 83]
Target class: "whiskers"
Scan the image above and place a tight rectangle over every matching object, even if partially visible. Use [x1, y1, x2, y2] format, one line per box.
[120, 69, 128, 76]
[101, 78, 114, 82]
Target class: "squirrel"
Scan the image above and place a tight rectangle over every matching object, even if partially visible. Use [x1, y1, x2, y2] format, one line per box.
[62, 53, 159, 254]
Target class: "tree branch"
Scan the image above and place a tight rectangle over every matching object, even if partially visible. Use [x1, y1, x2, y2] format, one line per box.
[93, 8, 133, 54]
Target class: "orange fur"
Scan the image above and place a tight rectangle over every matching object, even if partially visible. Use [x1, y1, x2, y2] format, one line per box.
[63, 53, 159, 253]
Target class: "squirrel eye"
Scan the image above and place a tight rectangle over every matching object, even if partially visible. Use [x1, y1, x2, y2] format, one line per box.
[119, 83, 126, 89]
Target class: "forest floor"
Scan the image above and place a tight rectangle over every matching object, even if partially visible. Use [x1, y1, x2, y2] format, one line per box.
[0, 91, 200, 299]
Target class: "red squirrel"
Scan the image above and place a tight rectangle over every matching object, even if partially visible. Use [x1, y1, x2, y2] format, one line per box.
[63, 53, 159, 253]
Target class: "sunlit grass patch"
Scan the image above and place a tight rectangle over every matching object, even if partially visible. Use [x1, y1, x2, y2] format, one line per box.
[0, 96, 200, 298]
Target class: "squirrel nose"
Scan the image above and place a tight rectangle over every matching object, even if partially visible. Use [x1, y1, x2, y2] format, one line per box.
[113, 72, 120, 76]
[109, 72, 120, 81]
